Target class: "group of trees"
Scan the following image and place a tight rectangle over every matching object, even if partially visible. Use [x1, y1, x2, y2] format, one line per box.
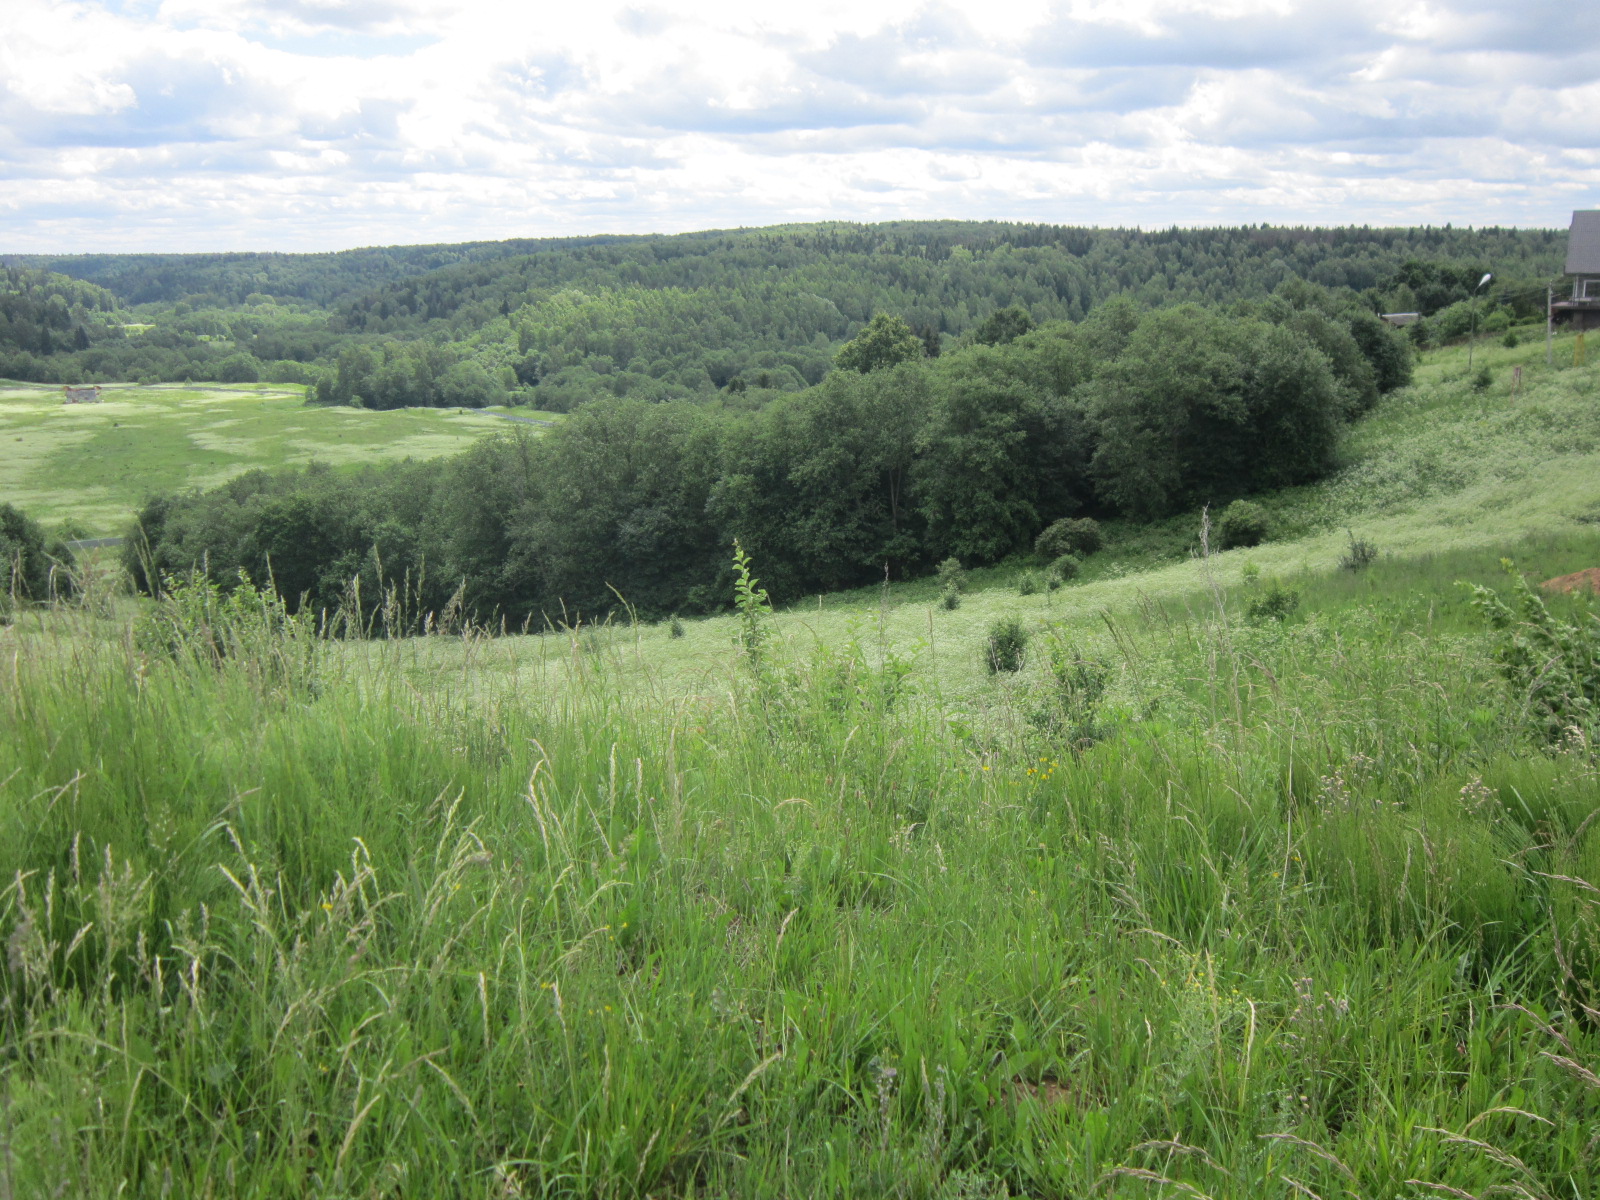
[310, 340, 505, 409]
[4, 220, 1560, 407]
[0, 504, 72, 612]
[126, 284, 1411, 623]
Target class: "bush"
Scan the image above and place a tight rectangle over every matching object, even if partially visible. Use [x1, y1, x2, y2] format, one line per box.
[1471, 366, 1492, 392]
[135, 570, 317, 695]
[1017, 571, 1042, 597]
[940, 586, 961, 611]
[1216, 500, 1270, 550]
[937, 557, 967, 593]
[1467, 560, 1599, 742]
[1049, 554, 1081, 586]
[668, 615, 685, 638]
[1035, 517, 1102, 561]
[985, 617, 1029, 673]
[1031, 634, 1111, 746]
[0, 502, 71, 603]
[1502, 330, 1521, 349]
[1246, 579, 1300, 623]
[1339, 530, 1378, 571]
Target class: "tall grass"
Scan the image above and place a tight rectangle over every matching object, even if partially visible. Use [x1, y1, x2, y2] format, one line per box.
[2, 543, 1599, 1198]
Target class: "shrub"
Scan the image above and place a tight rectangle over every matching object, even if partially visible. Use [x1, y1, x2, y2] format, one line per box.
[0, 502, 72, 603]
[940, 586, 961, 611]
[1032, 635, 1111, 747]
[985, 617, 1029, 673]
[668, 615, 685, 638]
[1246, 579, 1300, 623]
[1339, 530, 1378, 571]
[1017, 571, 1042, 597]
[1467, 559, 1599, 742]
[1216, 500, 1270, 550]
[1471, 366, 1492, 392]
[1502, 330, 1521, 348]
[135, 569, 317, 695]
[1049, 554, 1081, 586]
[1035, 517, 1103, 561]
[937, 557, 967, 593]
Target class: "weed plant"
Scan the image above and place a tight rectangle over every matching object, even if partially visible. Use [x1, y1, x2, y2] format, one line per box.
[1339, 530, 1379, 571]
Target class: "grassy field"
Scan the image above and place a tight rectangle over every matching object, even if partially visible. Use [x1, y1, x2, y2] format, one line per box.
[2, 333, 1600, 1197]
[372, 326, 1600, 708]
[0, 380, 559, 536]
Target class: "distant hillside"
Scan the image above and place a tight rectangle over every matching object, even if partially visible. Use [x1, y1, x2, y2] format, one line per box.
[3, 221, 1567, 410]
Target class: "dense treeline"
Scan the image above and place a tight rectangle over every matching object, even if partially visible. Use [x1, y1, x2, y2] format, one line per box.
[6, 220, 1560, 406]
[0, 267, 123, 359]
[126, 285, 1410, 621]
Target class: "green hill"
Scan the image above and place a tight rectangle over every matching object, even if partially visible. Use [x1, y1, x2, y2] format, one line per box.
[5, 222, 1564, 412]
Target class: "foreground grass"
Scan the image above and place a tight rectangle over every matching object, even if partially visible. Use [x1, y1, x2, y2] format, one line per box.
[3, 551, 1600, 1198]
[0, 380, 558, 535]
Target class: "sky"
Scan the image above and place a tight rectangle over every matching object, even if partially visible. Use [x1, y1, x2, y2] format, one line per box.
[2, 0, 1597, 252]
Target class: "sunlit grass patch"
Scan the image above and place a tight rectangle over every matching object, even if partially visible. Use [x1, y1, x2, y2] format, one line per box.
[0, 381, 560, 535]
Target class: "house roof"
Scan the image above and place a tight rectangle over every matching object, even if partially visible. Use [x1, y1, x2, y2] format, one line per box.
[1567, 210, 1600, 274]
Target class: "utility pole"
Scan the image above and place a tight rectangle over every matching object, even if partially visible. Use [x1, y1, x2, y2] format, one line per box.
[1547, 284, 1554, 367]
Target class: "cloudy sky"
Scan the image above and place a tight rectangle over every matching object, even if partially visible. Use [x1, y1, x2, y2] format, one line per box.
[2, 0, 1597, 251]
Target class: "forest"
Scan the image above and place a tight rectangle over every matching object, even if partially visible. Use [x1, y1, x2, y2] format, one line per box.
[2, 221, 1562, 410]
[122, 279, 1412, 621]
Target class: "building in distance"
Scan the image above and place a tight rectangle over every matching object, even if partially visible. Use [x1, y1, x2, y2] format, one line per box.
[1553, 210, 1600, 332]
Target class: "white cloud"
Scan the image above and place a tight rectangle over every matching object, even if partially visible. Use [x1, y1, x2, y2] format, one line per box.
[0, 0, 1595, 251]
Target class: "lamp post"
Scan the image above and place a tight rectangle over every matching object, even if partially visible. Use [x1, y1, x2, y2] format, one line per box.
[1467, 272, 1492, 372]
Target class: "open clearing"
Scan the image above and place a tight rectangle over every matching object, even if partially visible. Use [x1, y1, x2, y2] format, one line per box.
[0, 380, 559, 536]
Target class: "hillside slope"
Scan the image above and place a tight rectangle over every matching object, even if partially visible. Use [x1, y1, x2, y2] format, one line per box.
[406, 327, 1600, 701]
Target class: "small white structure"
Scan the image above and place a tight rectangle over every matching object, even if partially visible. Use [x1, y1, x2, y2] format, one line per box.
[62, 385, 102, 404]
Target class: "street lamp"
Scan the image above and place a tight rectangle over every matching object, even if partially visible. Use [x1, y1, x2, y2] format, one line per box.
[1467, 272, 1493, 372]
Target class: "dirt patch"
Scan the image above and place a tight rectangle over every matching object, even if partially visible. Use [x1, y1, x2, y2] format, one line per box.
[1540, 567, 1600, 595]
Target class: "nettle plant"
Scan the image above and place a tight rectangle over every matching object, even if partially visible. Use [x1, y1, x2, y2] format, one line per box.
[135, 569, 318, 696]
[1467, 560, 1600, 743]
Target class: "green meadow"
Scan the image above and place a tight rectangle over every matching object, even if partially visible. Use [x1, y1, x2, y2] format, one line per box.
[2, 332, 1600, 1197]
[0, 380, 559, 536]
[384, 326, 1600, 706]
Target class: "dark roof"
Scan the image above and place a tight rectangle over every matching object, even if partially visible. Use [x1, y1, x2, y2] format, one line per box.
[1567, 210, 1600, 274]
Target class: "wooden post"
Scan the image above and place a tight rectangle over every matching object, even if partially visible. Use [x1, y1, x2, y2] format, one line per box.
[1512, 365, 1522, 396]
